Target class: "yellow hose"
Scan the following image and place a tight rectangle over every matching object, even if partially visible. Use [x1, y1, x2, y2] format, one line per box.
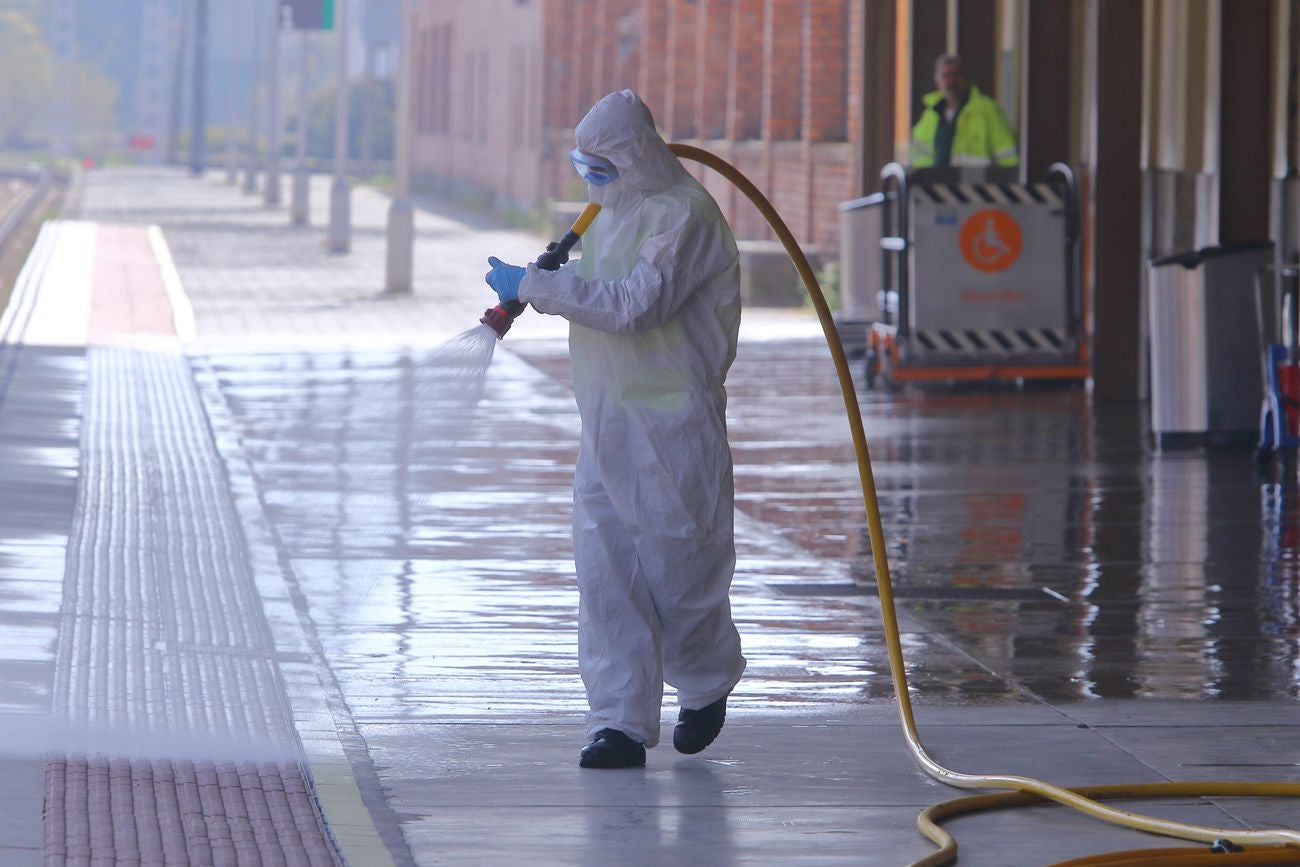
[667, 142, 1300, 866]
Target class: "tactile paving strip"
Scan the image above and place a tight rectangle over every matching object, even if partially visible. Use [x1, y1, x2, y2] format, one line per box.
[44, 347, 340, 866]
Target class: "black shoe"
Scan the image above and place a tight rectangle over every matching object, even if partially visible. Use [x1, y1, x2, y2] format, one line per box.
[579, 729, 646, 769]
[673, 695, 727, 755]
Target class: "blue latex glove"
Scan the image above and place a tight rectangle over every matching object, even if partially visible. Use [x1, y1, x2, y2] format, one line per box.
[485, 256, 526, 304]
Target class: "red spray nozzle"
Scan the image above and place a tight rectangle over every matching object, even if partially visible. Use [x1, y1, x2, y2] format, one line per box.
[480, 304, 514, 340]
[477, 202, 603, 341]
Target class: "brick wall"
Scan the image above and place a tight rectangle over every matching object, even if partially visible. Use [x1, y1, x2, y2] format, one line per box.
[680, 139, 852, 254]
[804, 0, 848, 142]
[690, 141, 769, 240]
[411, 0, 546, 208]
[767, 143, 813, 241]
[542, 3, 569, 133]
[414, 0, 861, 253]
[666, 0, 699, 138]
[727, 0, 765, 140]
[638, 1, 670, 118]
[696, 0, 732, 140]
[810, 143, 853, 245]
[763, 0, 804, 141]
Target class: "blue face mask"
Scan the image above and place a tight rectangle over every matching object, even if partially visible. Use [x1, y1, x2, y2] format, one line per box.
[570, 148, 620, 186]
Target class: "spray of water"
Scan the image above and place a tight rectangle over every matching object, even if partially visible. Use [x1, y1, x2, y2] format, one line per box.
[40, 325, 502, 765]
[319, 322, 500, 465]
[305, 322, 504, 611]
[398, 323, 497, 457]
[418, 322, 499, 421]
[410, 323, 500, 433]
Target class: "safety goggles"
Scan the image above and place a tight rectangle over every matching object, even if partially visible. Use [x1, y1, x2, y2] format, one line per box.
[570, 148, 620, 186]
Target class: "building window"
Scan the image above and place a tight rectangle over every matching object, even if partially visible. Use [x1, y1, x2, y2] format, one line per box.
[462, 52, 476, 141]
[418, 23, 452, 135]
[478, 50, 489, 143]
[511, 51, 524, 148]
[417, 26, 432, 133]
[436, 25, 452, 134]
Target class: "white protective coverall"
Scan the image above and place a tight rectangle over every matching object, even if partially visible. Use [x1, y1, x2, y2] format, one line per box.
[519, 90, 747, 748]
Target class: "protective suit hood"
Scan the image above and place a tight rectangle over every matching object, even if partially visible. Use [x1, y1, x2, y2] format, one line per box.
[574, 90, 688, 195]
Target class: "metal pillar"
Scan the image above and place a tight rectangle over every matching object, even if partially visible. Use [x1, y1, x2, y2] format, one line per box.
[134, 0, 175, 164]
[291, 28, 310, 225]
[1219, 0, 1273, 245]
[853, 0, 895, 194]
[1090, 0, 1144, 401]
[168, 0, 192, 165]
[385, 0, 414, 293]
[328, 0, 352, 253]
[955, 0, 997, 104]
[910, 0, 948, 114]
[360, 40, 375, 176]
[190, 0, 210, 175]
[242, 0, 262, 193]
[225, 0, 243, 183]
[265, 2, 284, 206]
[1023, 0, 1072, 180]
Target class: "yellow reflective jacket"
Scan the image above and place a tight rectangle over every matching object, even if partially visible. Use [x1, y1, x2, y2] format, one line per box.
[910, 86, 1019, 168]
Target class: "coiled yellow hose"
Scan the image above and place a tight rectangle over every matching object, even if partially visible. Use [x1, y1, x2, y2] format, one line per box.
[667, 142, 1300, 866]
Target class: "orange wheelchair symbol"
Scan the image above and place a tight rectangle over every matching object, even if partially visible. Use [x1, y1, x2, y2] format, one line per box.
[959, 209, 1022, 272]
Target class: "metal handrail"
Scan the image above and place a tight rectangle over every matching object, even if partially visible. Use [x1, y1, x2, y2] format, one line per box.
[880, 161, 909, 333]
[0, 168, 54, 260]
[1047, 162, 1082, 338]
[1256, 262, 1300, 361]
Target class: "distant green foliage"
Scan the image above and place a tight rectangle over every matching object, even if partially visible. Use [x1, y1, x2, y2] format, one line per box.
[295, 79, 394, 162]
[807, 259, 841, 313]
[0, 10, 53, 145]
[0, 4, 120, 146]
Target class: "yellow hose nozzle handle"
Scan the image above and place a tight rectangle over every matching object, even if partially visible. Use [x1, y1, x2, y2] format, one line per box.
[570, 202, 602, 236]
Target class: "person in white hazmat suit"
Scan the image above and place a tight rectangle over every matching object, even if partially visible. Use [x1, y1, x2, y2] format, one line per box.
[484, 90, 747, 769]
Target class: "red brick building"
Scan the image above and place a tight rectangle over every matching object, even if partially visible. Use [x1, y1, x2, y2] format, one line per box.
[412, 0, 863, 253]
[410, 0, 548, 209]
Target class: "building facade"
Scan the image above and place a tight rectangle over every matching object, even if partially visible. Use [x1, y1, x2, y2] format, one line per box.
[410, 0, 549, 212]
[410, 0, 1300, 404]
[411, 0, 864, 253]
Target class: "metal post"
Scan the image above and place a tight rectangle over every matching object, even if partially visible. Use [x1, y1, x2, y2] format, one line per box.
[242, 0, 262, 193]
[168, 0, 193, 165]
[50, 0, 82, 158]
[385, 0, 414, 292]
[133, 0, 173, 163]
[264, 2, 284, 206]
[226, 0, 243, 183]
[328, 0, 353, 253]
[360, 39, 375, 176]
[190, 0, 209, 175]
[291, 28, 310, 224]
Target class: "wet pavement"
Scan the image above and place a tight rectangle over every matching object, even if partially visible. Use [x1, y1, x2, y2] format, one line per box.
[0, 167, 1295, 865]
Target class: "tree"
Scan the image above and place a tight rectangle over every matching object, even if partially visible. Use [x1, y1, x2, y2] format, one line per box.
[302, 78, 394, 164]
[0, 2, 120, 148]
[72, 61, 120, 141]
[0, 10, 53, 145]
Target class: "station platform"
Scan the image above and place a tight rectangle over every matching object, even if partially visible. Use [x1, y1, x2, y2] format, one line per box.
[0, 168, 1295, 865]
